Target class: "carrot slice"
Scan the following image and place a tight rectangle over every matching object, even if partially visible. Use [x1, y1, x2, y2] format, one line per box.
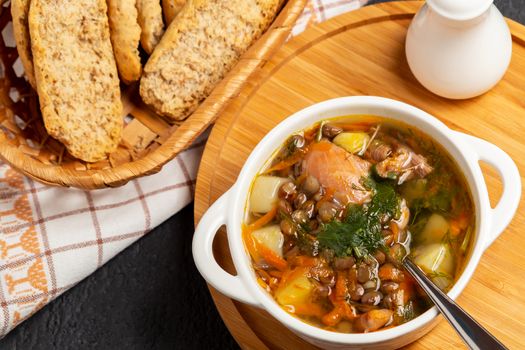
[256, 241, 288, 271]
[398, 281, 414, 304]
[265, 147, 309, 174]
[322, 304, 344, 327]
[389, 221, 401, 242]
[268, 270, 283, 279]
[339, 301, 357, 320]
[257, 269, 272, 281]
[290, 256, 319, 267]
[243, 227, 261, 262]
[293, 303, 325, 318]
[257, 278, 270, 292]
[333, 271, 348, 302]
[322, 302, 356, 327]
[242, 209, 284, 270]
[245, 205, 278, 234]
[449, 211, 469, 236]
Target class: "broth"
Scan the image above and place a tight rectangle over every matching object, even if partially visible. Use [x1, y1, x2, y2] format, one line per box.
[243, 116, 474, 333]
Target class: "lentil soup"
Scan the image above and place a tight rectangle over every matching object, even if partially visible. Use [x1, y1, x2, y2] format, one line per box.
[242, 116, 474, 333]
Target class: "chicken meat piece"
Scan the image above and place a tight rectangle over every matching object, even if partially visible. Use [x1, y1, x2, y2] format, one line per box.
[375, 143, 433, 184]
[304, 140, 372, 204]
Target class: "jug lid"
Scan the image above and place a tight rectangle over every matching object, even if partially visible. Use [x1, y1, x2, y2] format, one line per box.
[427, 0, 493, 20]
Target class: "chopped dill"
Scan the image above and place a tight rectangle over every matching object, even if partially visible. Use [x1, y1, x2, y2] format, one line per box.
[299, 221, 312, 233]
[405, 168, 459, 218]
[318, 181, 399, 258]
[296, 219, 319, 256]
[410, 205, 422, 225]
[285, 137, 297, 156]
[318, 205, 383, 257]
[369, 181, 401, 219]
[360, 176, 376, 191]
[408, 214, 429, 242]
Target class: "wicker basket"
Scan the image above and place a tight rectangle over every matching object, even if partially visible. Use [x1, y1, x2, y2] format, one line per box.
[0, 0, 306, 189]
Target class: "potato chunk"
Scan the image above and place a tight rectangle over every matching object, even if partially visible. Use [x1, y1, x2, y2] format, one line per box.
[421, 214, 450, 244]
[275, 268, 314, 307]
[252, 225, 284, 258]
[249, 176, 290, 213]
[413, 243, 455, 289]
[333, 132, 370, 154]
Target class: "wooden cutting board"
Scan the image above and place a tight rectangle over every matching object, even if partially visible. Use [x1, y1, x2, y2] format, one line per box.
[194, 1, 525, 349]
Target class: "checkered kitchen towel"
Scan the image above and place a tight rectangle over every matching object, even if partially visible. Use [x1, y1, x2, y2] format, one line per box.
[0, 0, 368, 337]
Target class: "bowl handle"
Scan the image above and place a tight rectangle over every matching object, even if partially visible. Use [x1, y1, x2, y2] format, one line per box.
[454, 131, 521, 249]
[192, 189, 261, 307]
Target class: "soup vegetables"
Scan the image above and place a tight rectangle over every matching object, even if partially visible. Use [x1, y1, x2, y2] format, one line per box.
[244, 119, 474, 333]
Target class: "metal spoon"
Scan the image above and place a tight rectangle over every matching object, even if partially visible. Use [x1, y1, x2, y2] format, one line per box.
[403, 258, 508, 350]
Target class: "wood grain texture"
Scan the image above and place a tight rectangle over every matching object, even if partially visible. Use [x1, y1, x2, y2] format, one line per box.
[194, 1, 525, 349]
[0, 0, 307, 189]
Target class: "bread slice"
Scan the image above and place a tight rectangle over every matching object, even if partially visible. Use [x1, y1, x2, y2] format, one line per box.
[162, 0, 185, 25]
[11, 0, 36, 88]
[137, 0, 165, 54]
[108, 0, 142, 84]
[140, 0, 281, 121]
[29, 0, 123, 162]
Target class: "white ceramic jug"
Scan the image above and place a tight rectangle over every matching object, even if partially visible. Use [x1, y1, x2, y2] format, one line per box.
[406, 0, 512, 99]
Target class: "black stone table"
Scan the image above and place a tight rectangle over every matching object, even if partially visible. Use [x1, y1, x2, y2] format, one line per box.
[1, 1, 524, 349]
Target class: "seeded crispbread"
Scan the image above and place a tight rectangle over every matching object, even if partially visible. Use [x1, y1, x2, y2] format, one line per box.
[29, 0, 123, 162]
[137, 0, 165, 54]
[140, 0, 281, 121]
[11, 0, 36, 87]
[162, 0, 185, 25]
[108, 0, 142, 84]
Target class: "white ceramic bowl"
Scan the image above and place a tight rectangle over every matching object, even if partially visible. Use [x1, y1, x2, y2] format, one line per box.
[192, 96, 520, 349]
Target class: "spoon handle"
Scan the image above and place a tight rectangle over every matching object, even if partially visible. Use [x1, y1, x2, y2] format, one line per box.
[403, 259, 508, 350]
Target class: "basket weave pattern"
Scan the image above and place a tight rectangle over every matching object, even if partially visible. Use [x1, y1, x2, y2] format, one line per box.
[0, 0, 306, 189]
